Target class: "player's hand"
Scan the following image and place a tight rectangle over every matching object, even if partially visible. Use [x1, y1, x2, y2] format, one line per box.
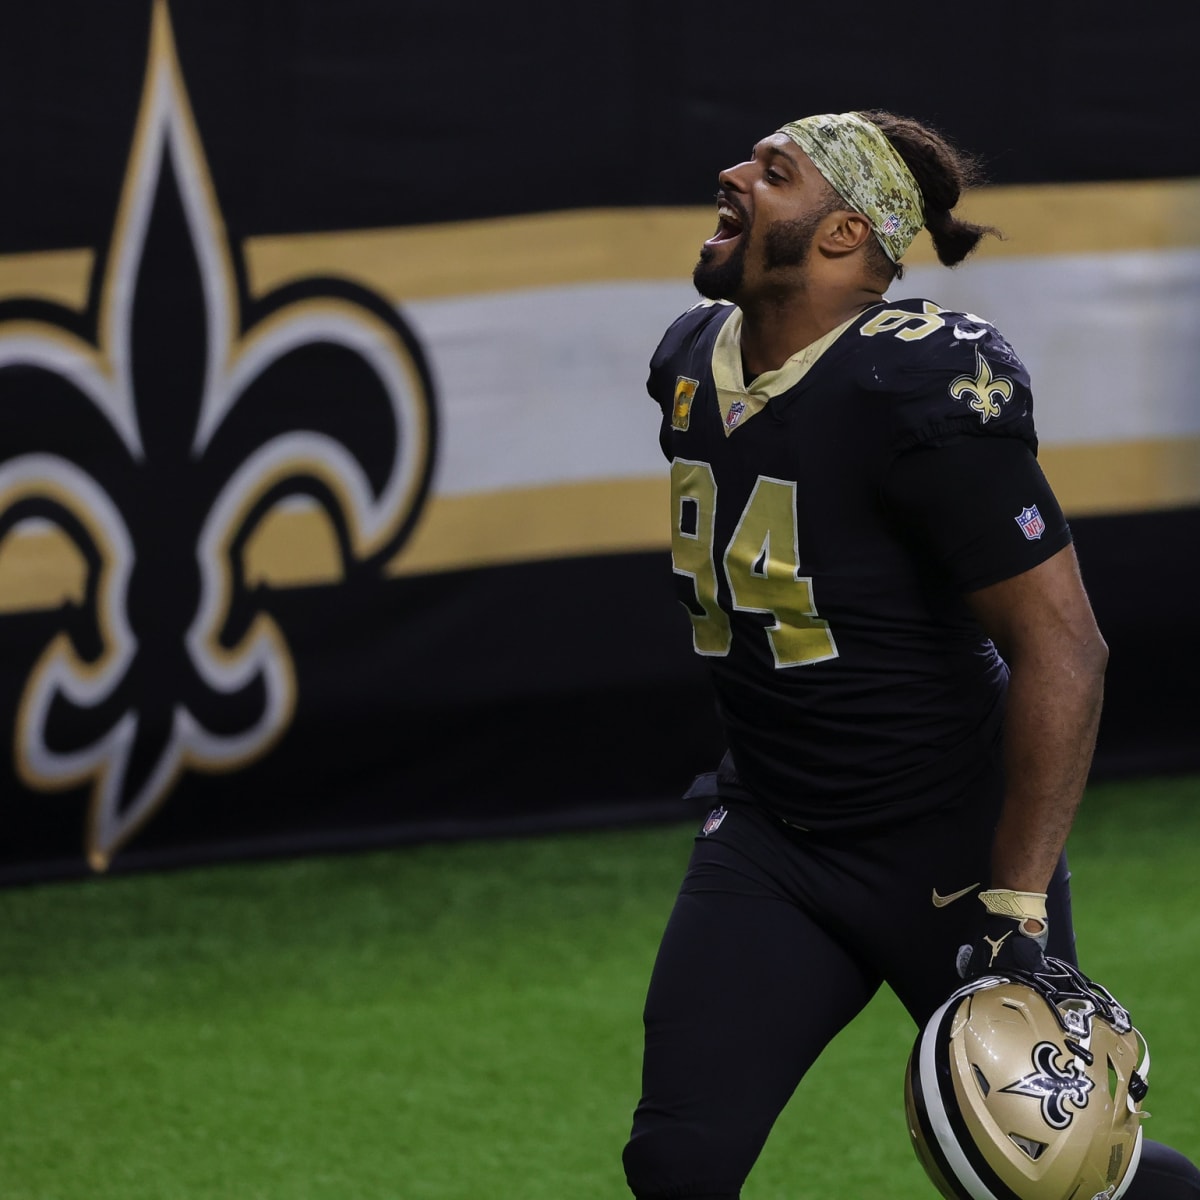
[955, 888, 1050, 980]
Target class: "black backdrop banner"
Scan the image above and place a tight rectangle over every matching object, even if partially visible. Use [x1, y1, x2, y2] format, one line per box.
[3, 0, 1196, 249]
[0, 2, 1197, 881]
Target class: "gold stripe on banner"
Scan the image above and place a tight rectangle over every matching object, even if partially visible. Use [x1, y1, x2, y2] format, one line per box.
[385, 478, 670, 576]
[381, 435, 1200, 577]
[1040, 435, 1200, 517]
[243, 208, 705, 300]
[948, 177, 1200, 262]
[238, 179, 1200, 300]
[378, 435, 1200, 576]
[2, 437, 1195, 605]
[237, 481, 674, 582]
[1, 180, 1197, 306]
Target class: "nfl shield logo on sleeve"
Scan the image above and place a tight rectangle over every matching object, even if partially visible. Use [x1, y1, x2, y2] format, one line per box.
[1015, 505, 1046, 540]
[701, 806, 727, 835]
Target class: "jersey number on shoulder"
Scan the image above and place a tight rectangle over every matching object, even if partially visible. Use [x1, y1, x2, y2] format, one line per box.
[858, 300, 945, 341]
[671, 458, 837, 668]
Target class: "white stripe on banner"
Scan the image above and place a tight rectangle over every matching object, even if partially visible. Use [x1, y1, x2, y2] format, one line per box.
[406, 281, 690, 495]
[899, 249, 1200, 446]
[406, 248, 1200, 498]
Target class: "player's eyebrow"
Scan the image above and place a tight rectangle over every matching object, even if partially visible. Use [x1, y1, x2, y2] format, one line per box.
[752, 140, 804, 177]
[764, 143, 803, 175]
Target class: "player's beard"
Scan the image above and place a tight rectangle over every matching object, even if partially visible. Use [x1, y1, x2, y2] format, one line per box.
[762, 207, 830, 270]
[692, 236, 747, 301]
[692, 206, 830, 301]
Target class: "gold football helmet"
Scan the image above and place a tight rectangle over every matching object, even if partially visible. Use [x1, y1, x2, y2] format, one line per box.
[905, 960, 1149, 1200]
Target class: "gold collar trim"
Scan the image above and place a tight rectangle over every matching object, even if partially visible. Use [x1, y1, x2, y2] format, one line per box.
[711, 310, 859, 436]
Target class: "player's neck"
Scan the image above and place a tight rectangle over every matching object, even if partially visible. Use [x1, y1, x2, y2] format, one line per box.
[738, 285, 883, 377]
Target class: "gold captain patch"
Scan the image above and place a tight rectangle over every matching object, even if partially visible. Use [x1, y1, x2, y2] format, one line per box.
[672, 376, 699, 430]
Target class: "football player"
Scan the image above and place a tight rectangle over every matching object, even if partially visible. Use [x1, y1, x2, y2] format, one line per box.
[621, 111, 1200, 1200]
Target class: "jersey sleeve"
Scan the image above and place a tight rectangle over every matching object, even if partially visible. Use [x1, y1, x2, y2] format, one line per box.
[881, 434, 1072, 592]
[884, 316, 1038, 456]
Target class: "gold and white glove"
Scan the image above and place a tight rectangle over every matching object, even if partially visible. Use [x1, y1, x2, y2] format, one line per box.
[956, 888, 1050, 980]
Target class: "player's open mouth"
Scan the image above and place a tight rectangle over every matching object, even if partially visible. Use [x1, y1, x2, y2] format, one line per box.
[705, 203, 744, 247]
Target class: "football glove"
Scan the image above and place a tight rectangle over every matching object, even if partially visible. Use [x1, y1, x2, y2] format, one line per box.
[955, 888, 1050, 980]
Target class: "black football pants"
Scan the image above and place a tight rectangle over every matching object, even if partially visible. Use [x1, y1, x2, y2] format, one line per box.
[622, 794, 1200, 1199]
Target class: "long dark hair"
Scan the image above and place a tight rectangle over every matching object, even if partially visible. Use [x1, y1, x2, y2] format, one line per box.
[859, 109, 1001, 279]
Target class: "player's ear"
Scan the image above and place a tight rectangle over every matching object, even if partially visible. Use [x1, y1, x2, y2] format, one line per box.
[821, 211, 874, 256]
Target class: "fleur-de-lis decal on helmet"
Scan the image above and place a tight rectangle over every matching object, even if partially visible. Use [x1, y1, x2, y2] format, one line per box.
[999, 1040, 1095, 1130]
[0, 1, 436, 869]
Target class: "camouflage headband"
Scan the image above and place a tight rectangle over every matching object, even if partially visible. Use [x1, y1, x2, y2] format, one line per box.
[777, 112, 925, 263]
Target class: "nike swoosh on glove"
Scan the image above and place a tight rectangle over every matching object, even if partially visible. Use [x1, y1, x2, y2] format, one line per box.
[956, 888, 1050, 980]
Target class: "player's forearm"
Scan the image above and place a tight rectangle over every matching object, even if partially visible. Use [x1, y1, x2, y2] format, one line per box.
[989, 638, 1107, 893]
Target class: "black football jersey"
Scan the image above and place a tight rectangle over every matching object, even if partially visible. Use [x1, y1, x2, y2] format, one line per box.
[650, 297, 1071, 830]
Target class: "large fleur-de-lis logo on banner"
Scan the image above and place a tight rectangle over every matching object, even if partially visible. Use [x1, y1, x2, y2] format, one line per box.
[0, 1, 436, 869]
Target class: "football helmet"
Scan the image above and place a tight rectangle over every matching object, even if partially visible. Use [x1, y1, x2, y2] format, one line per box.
[905, 959, 1149, 1200]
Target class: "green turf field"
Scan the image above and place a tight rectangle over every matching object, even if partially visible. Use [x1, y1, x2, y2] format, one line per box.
[2, 775, 1198, 1199]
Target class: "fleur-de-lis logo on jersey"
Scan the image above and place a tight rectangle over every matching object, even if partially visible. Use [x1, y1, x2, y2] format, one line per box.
[999, 1040, 1095, 1130]
[948, 347, 1014, 424]
[0, 1, 436, 868]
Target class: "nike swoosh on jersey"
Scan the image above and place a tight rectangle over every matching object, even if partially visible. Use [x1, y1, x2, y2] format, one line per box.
[931, 883, 981, 907]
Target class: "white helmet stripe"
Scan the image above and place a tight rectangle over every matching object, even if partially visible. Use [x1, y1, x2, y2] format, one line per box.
[1112, 1130, 1145, 1200]
[916, 989, 1005, 1200]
